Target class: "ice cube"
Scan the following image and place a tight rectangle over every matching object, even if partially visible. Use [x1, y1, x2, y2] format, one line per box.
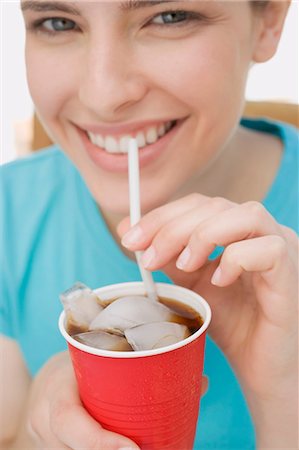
[73, 331, 132, 351]
[125, 321, 190, 351]
[60, 282, 103, 335]
[89, 295, 175, 334]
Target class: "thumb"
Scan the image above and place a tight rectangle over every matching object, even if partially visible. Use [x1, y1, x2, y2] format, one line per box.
[50, 383, 140, 450]
[52, 402, 140, 450]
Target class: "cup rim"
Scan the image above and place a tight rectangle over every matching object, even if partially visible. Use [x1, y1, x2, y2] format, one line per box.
[59, 282, 211, 359]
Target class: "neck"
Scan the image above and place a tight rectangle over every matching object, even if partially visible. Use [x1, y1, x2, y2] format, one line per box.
[170, 124, 283, 204]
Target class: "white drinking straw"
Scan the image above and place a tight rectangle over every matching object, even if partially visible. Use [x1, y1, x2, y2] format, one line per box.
[128, 138, 158, 302]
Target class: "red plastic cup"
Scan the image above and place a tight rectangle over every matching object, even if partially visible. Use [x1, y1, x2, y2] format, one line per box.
[59, 282, 211, 450]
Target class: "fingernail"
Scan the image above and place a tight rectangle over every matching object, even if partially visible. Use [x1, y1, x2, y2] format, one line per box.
[121, 226, 143, 248]
[142, 246, 156, 268]
[176, 246, 191, 269]
[211, 266, 222, 285]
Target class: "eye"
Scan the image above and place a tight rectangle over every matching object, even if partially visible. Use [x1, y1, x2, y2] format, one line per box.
[42, 18, 77, 32]
[28, 17, 79, 36]
[151, 10, 197, 26]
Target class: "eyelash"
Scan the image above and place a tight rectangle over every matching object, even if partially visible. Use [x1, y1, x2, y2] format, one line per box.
[28, 9, 204, 37]
[29, 18, 79, 37]
[149, 10, 204, 27]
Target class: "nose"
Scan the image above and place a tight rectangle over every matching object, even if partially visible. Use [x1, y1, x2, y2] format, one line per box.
[78, 35, 148, 120]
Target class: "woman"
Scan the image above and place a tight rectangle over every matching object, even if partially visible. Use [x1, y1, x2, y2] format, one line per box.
[0, 1, 298, 448]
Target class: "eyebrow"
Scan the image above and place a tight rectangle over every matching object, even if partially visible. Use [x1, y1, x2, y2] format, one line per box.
[21, 1, 81, 15]
[21, 0, 178, 15]
[119, 1, 178, 11]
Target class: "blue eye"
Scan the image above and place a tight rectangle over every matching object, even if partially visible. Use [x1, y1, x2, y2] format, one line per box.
[28, 17, 78, 35]
[42, 18, 76, 32]
[151, 10, 195, 26]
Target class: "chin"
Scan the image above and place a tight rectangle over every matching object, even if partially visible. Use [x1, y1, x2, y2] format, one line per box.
[98, 192, 166, 217]
[91, 193, 127, 216]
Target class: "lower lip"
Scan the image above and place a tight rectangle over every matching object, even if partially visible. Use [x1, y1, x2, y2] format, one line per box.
[77, 119, 186, 173]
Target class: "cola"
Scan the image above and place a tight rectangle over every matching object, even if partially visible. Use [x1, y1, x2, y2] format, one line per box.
[60, 283, 203, 352]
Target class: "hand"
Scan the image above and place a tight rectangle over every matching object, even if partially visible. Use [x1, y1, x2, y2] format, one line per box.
[27, 352, 140, 450]
[27, 351, 208, 450]
[118, 194, 298, 445]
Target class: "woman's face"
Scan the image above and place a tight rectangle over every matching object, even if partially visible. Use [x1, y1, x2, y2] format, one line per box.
[22, 0, 264, 214]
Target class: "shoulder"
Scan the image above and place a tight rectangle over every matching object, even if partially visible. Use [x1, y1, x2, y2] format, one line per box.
[1, 146, 70, 186]
[1, 146, 77, 207]
[0, 146, 82, 247]
[241, 117, 298, 157]
[241, 117, 299, 180]
[241, 118, 298, 232]
[0, 146, 84, 286]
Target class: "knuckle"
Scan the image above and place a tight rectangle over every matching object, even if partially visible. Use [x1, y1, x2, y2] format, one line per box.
[27, 415, 39, 439]
[289, 229, 299, 244]
[223, 243, 239, 265]
[245, 201, 266, 219]
[210, 196, 230, 210]
[270, 235, 287, 257]
[27, 412, 44, 444]
[156, 222, 181, 246]
[187, 192, 206, 208]
[49, 399, 69, 435]
[193, 225, 209, 243]
[82, 429, 114, 450]
[282, 225, 298, 243]
[141, 206, 164, 230]
[85, 433, 102, 450]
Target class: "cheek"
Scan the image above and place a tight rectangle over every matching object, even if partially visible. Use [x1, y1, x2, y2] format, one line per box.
[138, 27, 252, 119]
[25, 41, 79, 123]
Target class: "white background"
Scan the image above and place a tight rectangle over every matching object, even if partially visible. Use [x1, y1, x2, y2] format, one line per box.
[1, 1, 298, 164]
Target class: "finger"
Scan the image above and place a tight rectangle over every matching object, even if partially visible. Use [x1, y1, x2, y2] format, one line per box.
[28, 396, 69, 450]
[211, 234, 296, 290]
[50, 387, 140, 450]
[126, 198, 234, 269]
[118, 193, 215, 249]
[27, 420, 48, 450]
[175, 201, 281, 272]
[280, 225, 299, 265]
[140, 207, 218, 270]
[27, 417, 71, 450]
[210, 235, 297, 325]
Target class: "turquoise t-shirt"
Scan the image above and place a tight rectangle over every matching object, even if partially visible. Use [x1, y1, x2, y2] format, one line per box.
[1, 118, 298, 449]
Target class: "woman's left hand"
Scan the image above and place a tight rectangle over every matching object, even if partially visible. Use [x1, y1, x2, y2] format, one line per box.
[117, 193, 298, 446]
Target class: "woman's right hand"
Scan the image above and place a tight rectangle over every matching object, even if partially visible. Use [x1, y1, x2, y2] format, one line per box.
[27, 351, 139, 450]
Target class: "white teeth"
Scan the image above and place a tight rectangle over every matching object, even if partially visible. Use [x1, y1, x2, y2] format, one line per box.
[119, 135, 132, 153]
[104, 136, 119, 153]
[87, 132, 97, 145]
[95, 134, 105, 148]
[86, 120, 175, 153]
[158, 124, 166, 137]
[146, 127, 158, 144]
[136, 132, 146, 148]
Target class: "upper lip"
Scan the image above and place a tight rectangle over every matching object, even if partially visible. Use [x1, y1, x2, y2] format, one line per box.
[77, 117, 185, 137]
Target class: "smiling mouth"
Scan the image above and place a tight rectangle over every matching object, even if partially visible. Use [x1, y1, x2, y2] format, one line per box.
[84, 120, 177, 154]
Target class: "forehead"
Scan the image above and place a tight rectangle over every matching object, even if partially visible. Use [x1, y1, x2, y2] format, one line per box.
[20, 0, 250, 19]
[20, 0, 237, 11]
[20, 0, 190, 9]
